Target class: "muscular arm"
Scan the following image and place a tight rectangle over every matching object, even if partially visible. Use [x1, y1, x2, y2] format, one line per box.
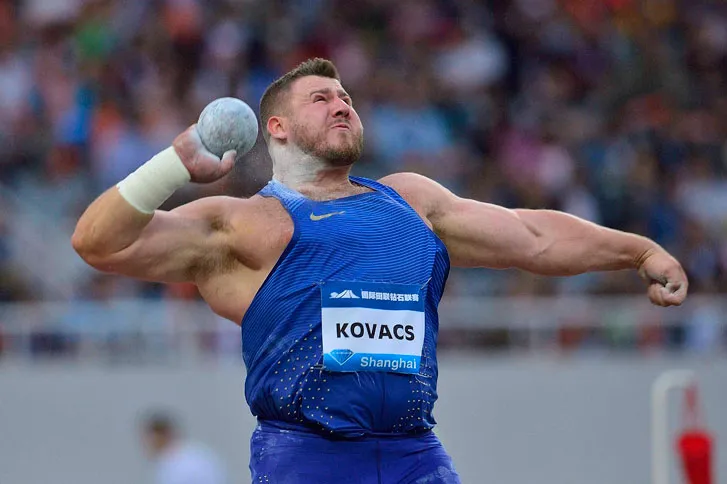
[72, 188, 236, 283]
[443, 203, 654, 275]
[383, 173, 687, 305]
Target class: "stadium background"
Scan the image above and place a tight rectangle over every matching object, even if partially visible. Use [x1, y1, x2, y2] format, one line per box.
[0, 0, 725, 483]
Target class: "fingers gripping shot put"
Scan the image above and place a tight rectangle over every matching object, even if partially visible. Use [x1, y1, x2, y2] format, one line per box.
[113, 98, 258, 216]
[73, 58, 689, 483]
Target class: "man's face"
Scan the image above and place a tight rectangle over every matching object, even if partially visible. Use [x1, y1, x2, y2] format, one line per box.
[142, 430, 169, 458]
[284, 76, 364, 166]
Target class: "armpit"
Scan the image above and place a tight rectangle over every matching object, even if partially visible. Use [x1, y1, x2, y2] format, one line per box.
[188, 245, 241, 280]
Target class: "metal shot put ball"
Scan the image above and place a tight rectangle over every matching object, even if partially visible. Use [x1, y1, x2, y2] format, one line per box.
[196, 97, 259, 160]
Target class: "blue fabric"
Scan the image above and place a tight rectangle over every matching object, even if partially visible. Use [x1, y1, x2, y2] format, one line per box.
[249, 422, 461, 484]
[241, 176, 450, 438]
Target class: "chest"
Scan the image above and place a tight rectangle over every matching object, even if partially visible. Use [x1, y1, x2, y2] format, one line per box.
[296, 196, 434, 258]
[260, 200, 440, 297]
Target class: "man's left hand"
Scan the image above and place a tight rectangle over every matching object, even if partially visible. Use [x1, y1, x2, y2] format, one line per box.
[638, 249, 689, 307]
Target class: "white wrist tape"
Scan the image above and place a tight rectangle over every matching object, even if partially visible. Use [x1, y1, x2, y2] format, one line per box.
[116, 147, 191, 214]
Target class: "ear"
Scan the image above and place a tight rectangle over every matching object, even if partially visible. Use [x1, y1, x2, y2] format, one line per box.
[267, 115, 288, 141]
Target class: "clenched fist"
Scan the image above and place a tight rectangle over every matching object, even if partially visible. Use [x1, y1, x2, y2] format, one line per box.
[638, 249, 689, 307]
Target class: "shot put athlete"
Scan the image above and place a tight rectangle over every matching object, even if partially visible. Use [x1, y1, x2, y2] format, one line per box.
[72, 58, 688, 483]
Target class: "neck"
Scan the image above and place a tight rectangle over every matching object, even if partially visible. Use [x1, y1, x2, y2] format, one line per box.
[270, 142, 354, 196]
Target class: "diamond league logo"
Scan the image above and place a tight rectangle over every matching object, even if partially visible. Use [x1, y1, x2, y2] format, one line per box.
[329, 349, 354, 365]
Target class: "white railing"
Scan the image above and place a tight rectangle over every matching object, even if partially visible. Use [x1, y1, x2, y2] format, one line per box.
[438, 294, 727, 328]
[0, 296, 724, 362]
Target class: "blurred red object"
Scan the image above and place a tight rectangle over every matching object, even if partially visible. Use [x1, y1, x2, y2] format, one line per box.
[676, 385, 714, 484]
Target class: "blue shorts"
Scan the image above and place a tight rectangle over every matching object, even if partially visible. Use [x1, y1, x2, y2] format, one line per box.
[249, 422, 461, 484]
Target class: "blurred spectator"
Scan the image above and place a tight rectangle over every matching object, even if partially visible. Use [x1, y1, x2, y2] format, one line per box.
[142, 410, 227, 484]
[0, 208, 33, 302]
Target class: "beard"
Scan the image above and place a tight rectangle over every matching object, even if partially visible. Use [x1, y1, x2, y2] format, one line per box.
[291, 122, 364, 166]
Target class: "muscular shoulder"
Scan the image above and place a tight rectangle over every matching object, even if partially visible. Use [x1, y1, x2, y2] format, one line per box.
[231, 195, 294, 253]
[172, 195, 285, 229]
[174, 194, 292, 269]
[377, 172, 455, 222]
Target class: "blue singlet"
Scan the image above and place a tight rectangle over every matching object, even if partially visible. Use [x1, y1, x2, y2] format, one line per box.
[241, 177, 458, 482]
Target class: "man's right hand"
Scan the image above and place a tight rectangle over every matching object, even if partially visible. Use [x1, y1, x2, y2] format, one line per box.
[172, 125, 237, 183]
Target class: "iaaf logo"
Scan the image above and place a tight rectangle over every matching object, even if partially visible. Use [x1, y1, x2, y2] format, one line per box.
[329, 290, 360, 299]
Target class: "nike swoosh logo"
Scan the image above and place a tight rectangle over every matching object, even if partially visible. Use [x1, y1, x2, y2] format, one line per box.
[310, 211, 346, 221]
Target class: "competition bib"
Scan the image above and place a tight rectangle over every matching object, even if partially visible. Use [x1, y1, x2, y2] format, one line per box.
[321, 281, 425, 374]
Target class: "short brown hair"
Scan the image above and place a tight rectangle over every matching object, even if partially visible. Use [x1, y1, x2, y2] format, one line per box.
[259, 58, 341, 143]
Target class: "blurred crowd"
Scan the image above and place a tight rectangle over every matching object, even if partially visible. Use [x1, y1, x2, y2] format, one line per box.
[0, 0, 726, 313]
